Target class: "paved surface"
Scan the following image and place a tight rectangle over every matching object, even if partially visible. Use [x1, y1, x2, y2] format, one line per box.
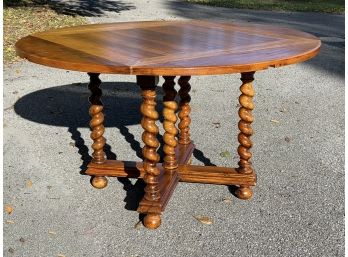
[3, 1, 344, 256]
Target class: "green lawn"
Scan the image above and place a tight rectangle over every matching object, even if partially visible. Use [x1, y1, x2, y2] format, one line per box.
[187, 0, 344, 14]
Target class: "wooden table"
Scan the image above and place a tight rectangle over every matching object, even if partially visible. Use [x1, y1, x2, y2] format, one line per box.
[16, 20, 320, 229]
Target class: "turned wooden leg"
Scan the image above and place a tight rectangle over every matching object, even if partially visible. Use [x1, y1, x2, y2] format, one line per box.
[236, 72, 255, 199]
[137, 76, 161, 229]
[87, 73, 108, 189]
[162, 76, 178, 170]
[178, 76, 191, 145]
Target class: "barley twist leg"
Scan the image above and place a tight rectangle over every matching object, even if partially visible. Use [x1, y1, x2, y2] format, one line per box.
[137, 76, 161, 229]
[236, 72, 255, 199]
[87, 73, 108, 189]
[162, 76, 178, 169]
[178, 76, 191, 145]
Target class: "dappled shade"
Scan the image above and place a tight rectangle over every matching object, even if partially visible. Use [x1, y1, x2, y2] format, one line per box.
[4, 0, 135, 17]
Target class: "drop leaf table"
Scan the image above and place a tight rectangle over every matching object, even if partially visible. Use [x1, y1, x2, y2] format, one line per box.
[16, 20, 320, 229]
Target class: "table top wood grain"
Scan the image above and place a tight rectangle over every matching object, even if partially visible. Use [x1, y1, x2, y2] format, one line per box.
[15, 20, 321, 75]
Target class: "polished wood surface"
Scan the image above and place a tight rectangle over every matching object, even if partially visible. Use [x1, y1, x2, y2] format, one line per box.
[162, 76, 179, 170]
[177, 76, 192, 144]
[88, 73, 108, 189]
[16, 21, 320, 229]
[88, 73, 106, 164]
[15, 20, 320, 75]
[235, 72, 255, 199]
[86, 161, 256, 186]
[137, 75, 179, 229]
[237, 72, 255, 175]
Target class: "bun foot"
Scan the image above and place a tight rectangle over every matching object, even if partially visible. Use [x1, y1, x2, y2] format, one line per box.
[143, 214, 161, 229]
[91, 176, 108, 189]
[235, 185, 253, 200]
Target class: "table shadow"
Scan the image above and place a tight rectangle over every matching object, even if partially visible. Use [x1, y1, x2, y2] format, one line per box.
[13, 81, 214, 211]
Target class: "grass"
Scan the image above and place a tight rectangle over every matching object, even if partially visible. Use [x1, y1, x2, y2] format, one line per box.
[187, 0, 344, 14]
[4, 2, 87, 64]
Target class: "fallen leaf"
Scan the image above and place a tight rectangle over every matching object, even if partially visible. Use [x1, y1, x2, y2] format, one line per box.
[285, 137, 291, 143]
[194, 215, 213, 225]
[69, 142, 75, 147]
[220, 151, 231, 157]
[4, 105, 14, 111]
[134, 221, 143, 229]
[5, 205, 13, 214]
[222, 197, 232, 204]
[26, 180, 33, 188]
[57, 254, 66, 257]
[15, 69, 21, 74]
[270, 119, 280, 123]
[50, 110, 63, 115]
[48, 231, 57, 235]
[280, 108, 287, 113]
[5, 220, 15, 224]
[213, 122, 221, 128]
[8, 248, 15, 254]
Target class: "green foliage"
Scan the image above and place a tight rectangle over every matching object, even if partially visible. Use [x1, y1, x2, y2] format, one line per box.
[187, 0, 344, 14]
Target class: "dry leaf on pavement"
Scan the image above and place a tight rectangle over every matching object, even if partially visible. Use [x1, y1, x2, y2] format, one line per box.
[26, 180, 33, 188]
[194, 215, 213, 225]
[220, 151, 231, 157]
[5, 205, 13, 214]
[222, 197, 232, 204]
[134, 221, 144, 229]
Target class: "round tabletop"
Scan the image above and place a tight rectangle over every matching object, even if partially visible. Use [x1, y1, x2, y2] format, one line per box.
[16, 20, 320, 76]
